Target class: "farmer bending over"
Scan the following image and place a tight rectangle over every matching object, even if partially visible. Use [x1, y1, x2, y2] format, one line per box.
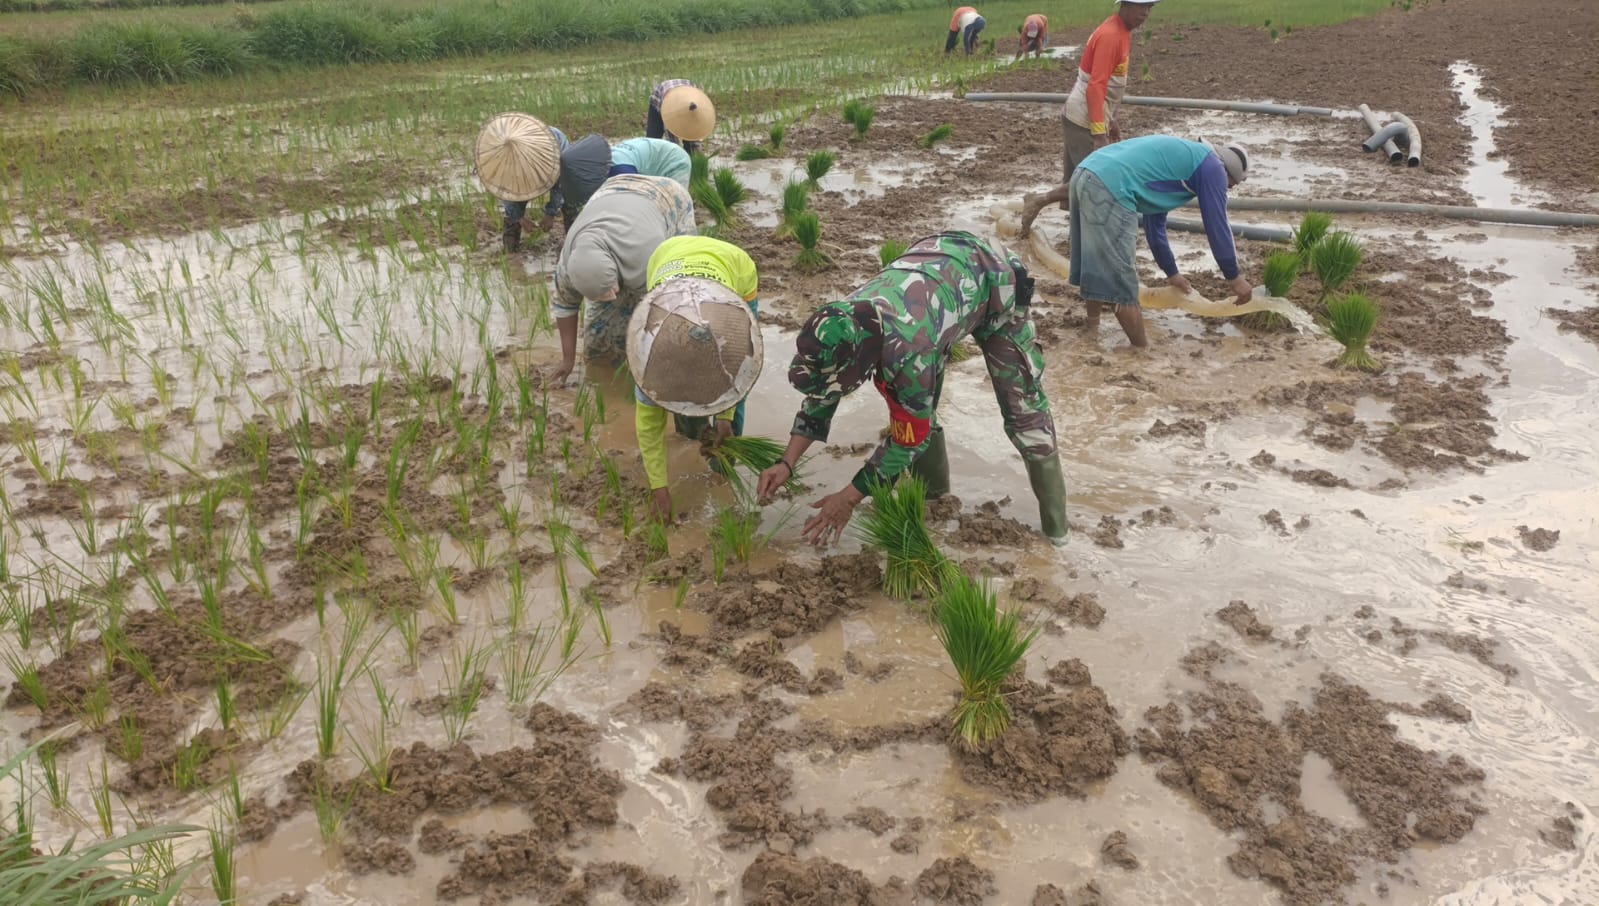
[1015, 14, 1049, 60]
[1067, 135, 1253, 348]
[551, 175, 697, 387]
[646, 80, 716, 155]
[756, 231, 1068, 547]
[629, 237, 763, 523]
[1018, 0, 1158, 229]
[551, 135, 693, 213]
[945, 6, 987, 54]
[499, 124, 573, 254]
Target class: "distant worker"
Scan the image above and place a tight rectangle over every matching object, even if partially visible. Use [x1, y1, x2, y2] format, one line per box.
[628, 236, 763, 523]
[1015, 14, 1049, 60]
[756, 231, 1068, 547]
[945, 6, 987, 55]
[551, 175, 697, 387]
[550, 135, 693, 213]
[646, 80, 716, 155]
[1065, 136, 1253, 348]
[1018, 0, 1159, 230]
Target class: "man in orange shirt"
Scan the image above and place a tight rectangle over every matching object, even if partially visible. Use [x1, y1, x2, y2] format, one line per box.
[945, 6, 987, 55]
[1015, 14, 1049, 60]
[1018, 0, 1160, 230]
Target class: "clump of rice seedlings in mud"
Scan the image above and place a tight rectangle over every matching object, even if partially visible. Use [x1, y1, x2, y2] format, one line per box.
[919, 124, 954, 148]
[934, 572, 1039, 749]
[842, 99, 865, 125]
[856, 475, 959, 600]
[792, 213, 830, 271]
[1262, 249, 1302, 298]
[1325, 292, 1382, 371]
[694, 168, 747, 234]
[1310, 231, 1364, 300]
[805, 150, 835, 188]
[710, 505, 764, 582]
[704, 434, 802, 501]
[851, 105, 876, 141]
[778, 179, 810, 237]
[735, 145, 772, 161]
[879, 239, 908, 266]
[690, 151, 710, 185]
[1292, 210, 1334, 260]
[769, 123, 786, 150]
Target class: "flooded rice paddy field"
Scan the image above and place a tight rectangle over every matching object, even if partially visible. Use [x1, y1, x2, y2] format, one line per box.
[4, 15, 1599, 906]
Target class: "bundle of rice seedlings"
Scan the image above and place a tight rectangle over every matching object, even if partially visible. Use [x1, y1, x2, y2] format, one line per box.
[1261, 250, 1302, 298]
[934, 572, 1038, 748]
[1292, 210, 1333, 260]
[852, 105, 876, 140]
[947, 339, 976, 363]
[1325, 292, 1381, 371]
[735, 145, 772, 161]
[690, 178, 731, 234]
[856, 475, 958, 600]
[805, 150, 835, 187]
[842, 99, 864, 125]
[792, 212, 829, 270]
[919, 124, 954, 148]
[769, 123, 786, 150]
[778, 179, 810, 236]
[1238, 310, 1294, 332]
[878, 239, 908, 267]
[690, 151, 710, 185]
[704, 434, 801, 501]
[1310, 231, 1363, 298]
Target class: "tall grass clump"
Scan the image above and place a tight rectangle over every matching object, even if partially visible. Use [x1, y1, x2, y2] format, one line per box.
[842, 99, 865, 125]
[692, 170, 747, 235]
[735, 145, 772, 161]
[856, 476, 957, 600]
[1261, 250, 1302, 298]
[934, 573, 1038, 749]
[879, 239, 908, 267]
[1310, 231, 1363, 299]
[690, 152, 711, 185]
[792, 212, 828, 270]
[919, 124, 954, 148]
[1325, 292, 1381, 371]
[1292, 210, 1334, 260]
[768, 123, 786, 150]
[851, 105, 876, 140]
[778, 179, 810, 236]
[805, 150, 836, 188]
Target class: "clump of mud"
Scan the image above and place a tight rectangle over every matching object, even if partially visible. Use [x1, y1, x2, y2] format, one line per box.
[1089, 515, 1123, 549]
[1031, 882, 1105, 906]
[1011, 578, 1105, 628]
[701, 554, 882, 640]
[953, 499, 1034, 548]
[741, 851, 909, 905]
[1516, 524, 1560, 551]
[1101, 830, 1139, 870]
[1147, 417, 1207, 440]
[1540, 803, 1583, 851]
[914, 856, 996, 904]
[1547, 306, 1599, 347]
[1215, 600, 1275, 642]
[1137, 661, 1487, 906]
[1377, 617, 1519, 682]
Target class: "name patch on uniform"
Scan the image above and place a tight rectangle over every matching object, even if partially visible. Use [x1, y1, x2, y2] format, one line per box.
[875, 378, 932, 447]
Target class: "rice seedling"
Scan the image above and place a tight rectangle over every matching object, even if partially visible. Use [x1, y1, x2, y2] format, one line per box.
[1292, 210, 1334, 260]
[500, 622, 576, 706]
[309, 777, 353, 845]
[1310, 231, 1364, 298]
[919, 124, 954, 148]
[690, 151, 711, 185]
[207, 824, 237, 905]
[37, 741, 68, 811]
[842, 99, 865, 125]
[769, 123, 786, 149]
[855, 476, 958, 600]
[736, 145, 773, 161]
[215, 676, 236, 732]
[314, 600, 383, 759]
[3, 649, 48, 711]
[933, 572, 1038, 749]
[644, 519, 670, 563]
[441, 636, 497, 744]
[710, 505, 764, 582]
[1262, 250, 1302, 298]
[91, 759, 115, 837]
[879, 239, 908, 267]
[1325, 292, 1382, 371]
[713, 168, 747, 222]
[851, 105, 877, 140]
[779, 179, 810, 236]
[805, 150, 836, 187]
[792, 212, 830, 271]
[703, 434, 801, 502]
[171, 734, 212, 793]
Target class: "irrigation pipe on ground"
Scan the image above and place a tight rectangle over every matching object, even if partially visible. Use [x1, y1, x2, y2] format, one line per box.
[1198, 197, 1599, 228]
[964, 93, 1336, 116]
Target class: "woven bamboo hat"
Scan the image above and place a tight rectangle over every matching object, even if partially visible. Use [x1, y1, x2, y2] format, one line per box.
[473, 113, 561, 202]
[660, 86, 717, 142]
[627, 277, 762, 417]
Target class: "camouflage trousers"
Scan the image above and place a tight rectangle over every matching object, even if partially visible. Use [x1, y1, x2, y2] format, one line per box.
[967, 311, 1058, 463]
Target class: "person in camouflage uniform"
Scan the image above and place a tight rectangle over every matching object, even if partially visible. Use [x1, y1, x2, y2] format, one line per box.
[756, 230, 1070, 546]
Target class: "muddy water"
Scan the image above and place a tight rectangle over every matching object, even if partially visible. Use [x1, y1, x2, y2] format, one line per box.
[4, 76, 1598, 906]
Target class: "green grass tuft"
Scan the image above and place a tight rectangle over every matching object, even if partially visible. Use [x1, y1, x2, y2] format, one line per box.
[805, 149, 836, 187]
[768, 123, 785, 150]
[934, 571, 1038, 749]
[791, 212, 829, 270]
[1292, 210, 1334, 259]
[851, 104, 875, 140]
[690, 151, 711, 185]
[1325, 292, 1381, 370]
[1261, 250, 1302, 298]
[878, 239, 908, 267]
[1310, 231, 1363, 297]
[855, 475, 957, 600]
[779, 179, 810, 235]
[918, 124, 954, 148]
[735, 145, 772, 161]
[842, 98, 864, 124]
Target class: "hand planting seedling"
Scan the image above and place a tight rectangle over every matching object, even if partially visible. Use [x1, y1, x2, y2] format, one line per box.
[856, 475, 958, 600]
[704, 434, 802, 502]
[1325, 292, 1382, 371]
[934, 571, 1038, 748]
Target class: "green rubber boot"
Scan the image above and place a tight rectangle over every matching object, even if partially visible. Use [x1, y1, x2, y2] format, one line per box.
[909, 426, 952, 499]
[1025, 454, 1069, 546]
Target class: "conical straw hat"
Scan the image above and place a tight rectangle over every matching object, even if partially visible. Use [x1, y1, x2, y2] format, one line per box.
[627, 277, 762, 417]
[659, 86, 717, 142]
[474, 113, 561, 202]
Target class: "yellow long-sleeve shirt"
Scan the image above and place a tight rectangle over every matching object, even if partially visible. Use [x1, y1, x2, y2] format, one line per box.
[636, 237, 760, 490]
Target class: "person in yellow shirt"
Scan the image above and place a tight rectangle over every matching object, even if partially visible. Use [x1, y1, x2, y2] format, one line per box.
[630, 236, 762, 522]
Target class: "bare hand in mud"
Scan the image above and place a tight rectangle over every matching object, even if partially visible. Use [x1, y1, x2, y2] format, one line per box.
[755, 462, 794, 505]
[802, 487, 862, 547]
[649, 488, 674, 524]
[519, 216, 540, 234]
[537, 214, 556, 234]
[1166, 274, 1194, 296]
[1230, 276, 1253, 304]
[547, 361, 575, 388]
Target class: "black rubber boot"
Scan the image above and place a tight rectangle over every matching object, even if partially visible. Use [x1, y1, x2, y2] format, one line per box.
[909, 426, 952, 498]
[1025, 454, 1069, 546]
[502, 219, 521, 253]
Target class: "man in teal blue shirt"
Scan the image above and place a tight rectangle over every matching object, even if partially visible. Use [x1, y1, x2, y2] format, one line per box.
[1068, 135, 1253, 347]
